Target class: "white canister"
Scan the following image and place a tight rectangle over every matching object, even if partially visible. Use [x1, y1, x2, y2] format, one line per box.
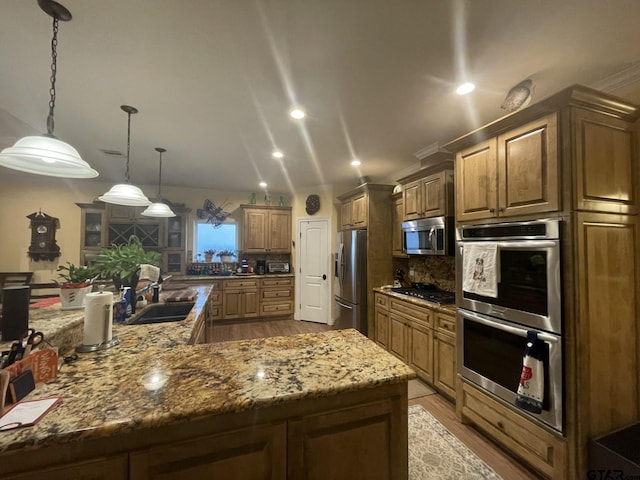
[83, 290, 114, 346]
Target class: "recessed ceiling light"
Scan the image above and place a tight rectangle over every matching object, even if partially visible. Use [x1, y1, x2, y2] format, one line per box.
[272, 150, 284, 159]
[289, 107, 305, 119]
[351, 159, 361, 166]
[259, 181, 267, 188]
[456, 82, 475, 95]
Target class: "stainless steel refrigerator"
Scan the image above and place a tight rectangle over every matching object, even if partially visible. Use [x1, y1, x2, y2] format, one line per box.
[334, 229, 367, 334]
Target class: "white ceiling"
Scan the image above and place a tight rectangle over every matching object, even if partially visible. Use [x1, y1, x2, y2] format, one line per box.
[1, 0, 640, 195]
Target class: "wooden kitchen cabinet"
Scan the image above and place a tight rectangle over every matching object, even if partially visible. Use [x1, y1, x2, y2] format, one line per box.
[391, 192, 407, 257]
[409, 319, 433, 383]
[573, 108, 638, 214]
[433, 330, 456, 400]
[242, 205, 292, 253]
[389, 313, 409, 363]
[130, 422, 287, 480]
[288, 396, 406, 480]
[446, 85, 640, 479]
[337, 184, 394, 338]
[260, 277, 294, 318]
[374, 293, 390, 348]
[6, 455, 128, 480]
[77, 202, 190, 273]
[454, 113, 559, 222]
[401, 166, 454, 221]
[339, 192, 367, 229]
[458, 381, 567, 479]
[375, 291, 455, 397]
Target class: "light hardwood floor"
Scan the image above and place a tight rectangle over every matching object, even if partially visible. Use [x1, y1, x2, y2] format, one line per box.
[210, 318, 541, 479]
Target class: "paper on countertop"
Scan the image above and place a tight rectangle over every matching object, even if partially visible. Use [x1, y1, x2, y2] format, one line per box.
[0, 397, 61, 431]
[462, 242, 498, 297]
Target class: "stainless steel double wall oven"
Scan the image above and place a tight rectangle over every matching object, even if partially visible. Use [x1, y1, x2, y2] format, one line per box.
[456, 218, 564, 432]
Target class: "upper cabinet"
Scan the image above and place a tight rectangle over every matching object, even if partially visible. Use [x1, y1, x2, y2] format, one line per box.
[400, 162, 454, 221]
[445, 85, 639, 223]
[339, 192, 367, 229]
[454, 114, 559, 222]
[242, 205, 292, 253]
[77, 202, 191, 273]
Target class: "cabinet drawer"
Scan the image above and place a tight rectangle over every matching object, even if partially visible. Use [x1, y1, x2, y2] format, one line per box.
[224, 279, 259, 289]
[375, 293, 389, 308]
[208, 304, 222, 320]
[208, 290, 222, 304]
[262, 277, 294, 287]
[460, 382, 566, 479]
[262, 289, 293, 300]
[260, 301, 294, 316]
[389, 298, 431, 325]
[436, 313, 456, 335]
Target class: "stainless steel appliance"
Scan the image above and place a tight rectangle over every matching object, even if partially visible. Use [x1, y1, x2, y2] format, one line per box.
[402, 216, 454, 256]
[456, 218, 561, 334]
[391, 282, 455, 305]
[267, 262, 289, 274]
[456, 218, 564, 432]
[334, 229, 367, 333]
[458, 308, 563, 432]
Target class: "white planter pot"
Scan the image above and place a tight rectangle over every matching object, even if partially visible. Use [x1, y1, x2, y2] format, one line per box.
[220, 256, 233, 263]
[60, 284, 93, 310]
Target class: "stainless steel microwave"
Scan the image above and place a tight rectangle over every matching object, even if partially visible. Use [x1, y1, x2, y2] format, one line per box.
[401, 216, 454, 255]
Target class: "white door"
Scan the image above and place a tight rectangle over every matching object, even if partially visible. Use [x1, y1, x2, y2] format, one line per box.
[296, 218, 331, 324]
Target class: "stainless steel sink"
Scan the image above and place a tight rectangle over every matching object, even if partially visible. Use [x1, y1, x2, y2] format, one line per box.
[126, 302, 195, 325]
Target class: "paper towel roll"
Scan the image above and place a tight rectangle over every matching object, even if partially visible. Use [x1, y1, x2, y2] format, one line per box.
[83, 291, 114, 346]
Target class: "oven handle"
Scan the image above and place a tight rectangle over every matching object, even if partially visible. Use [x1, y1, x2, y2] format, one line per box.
[460, 309, 559, 344]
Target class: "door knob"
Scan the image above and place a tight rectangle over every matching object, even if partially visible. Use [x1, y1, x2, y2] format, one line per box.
[322, 274, 327, 280]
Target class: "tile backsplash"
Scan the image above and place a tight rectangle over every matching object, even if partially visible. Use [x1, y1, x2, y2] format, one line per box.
[394, 256, 455, 292]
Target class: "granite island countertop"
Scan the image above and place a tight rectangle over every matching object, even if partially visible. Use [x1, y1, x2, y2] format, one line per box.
[0, 284, 415, 458]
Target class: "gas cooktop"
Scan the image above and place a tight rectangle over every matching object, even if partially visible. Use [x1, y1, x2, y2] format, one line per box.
[390, 282, 455, 305]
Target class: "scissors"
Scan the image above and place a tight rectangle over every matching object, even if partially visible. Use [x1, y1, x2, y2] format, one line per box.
[17, 329, 45, 359]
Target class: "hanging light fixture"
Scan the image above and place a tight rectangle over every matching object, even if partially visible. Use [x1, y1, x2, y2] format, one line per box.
[142, 147, 175, 217]
[0, 0, 98, 178]
[98, 105, 151, 206]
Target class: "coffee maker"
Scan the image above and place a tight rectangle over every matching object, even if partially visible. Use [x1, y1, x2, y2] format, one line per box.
[256, 260, 266, 275]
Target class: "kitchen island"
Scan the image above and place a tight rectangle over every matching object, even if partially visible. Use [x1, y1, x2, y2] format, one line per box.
[0, 285, 415, 479]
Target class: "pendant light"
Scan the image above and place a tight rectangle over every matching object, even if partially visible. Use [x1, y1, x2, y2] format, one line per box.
[98, 106, 151, 206]
[142, 148, 175, 217]
[0, 0, 98, 178]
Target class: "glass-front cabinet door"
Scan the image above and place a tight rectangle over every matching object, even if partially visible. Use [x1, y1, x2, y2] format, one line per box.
[77, 202, 107, 249]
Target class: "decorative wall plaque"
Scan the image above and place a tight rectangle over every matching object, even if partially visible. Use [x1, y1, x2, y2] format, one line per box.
[305, 194, 320, 215]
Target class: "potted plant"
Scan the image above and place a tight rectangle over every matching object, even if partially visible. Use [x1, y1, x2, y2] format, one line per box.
[203, 249, 216, 263]
[94, 235, 162, 291]
[56, 262, 96, 310]
[218, 249, 236, 263]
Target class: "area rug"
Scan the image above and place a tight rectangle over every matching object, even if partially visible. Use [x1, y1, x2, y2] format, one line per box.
[408, 404, 502, 480]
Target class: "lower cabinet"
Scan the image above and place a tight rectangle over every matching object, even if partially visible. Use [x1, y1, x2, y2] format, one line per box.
[130, 422, 287, 479]
[409, 320, 433, 383]
[389, 313, 409, 362]
[222, 279, 259, 320]
[433, 331, 456, 399]
[7, 455, 128, 480]
[260, 277, 294, 317]
[288, 397, 406, 480]
[458, 381, 567, 479]
[374, 291, 456, 399]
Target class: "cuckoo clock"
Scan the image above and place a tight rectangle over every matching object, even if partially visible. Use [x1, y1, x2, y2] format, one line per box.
[27, 210, 61, 261]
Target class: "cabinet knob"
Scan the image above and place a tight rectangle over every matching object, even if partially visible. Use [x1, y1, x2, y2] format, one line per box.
[497, 421, 504, 430]
[489, 208, 496, 213]
[499, 207, 505, 212]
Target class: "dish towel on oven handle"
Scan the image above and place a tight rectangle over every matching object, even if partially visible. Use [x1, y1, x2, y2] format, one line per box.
[462, 242, 498, 297]
[515, 331, 544, 414]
